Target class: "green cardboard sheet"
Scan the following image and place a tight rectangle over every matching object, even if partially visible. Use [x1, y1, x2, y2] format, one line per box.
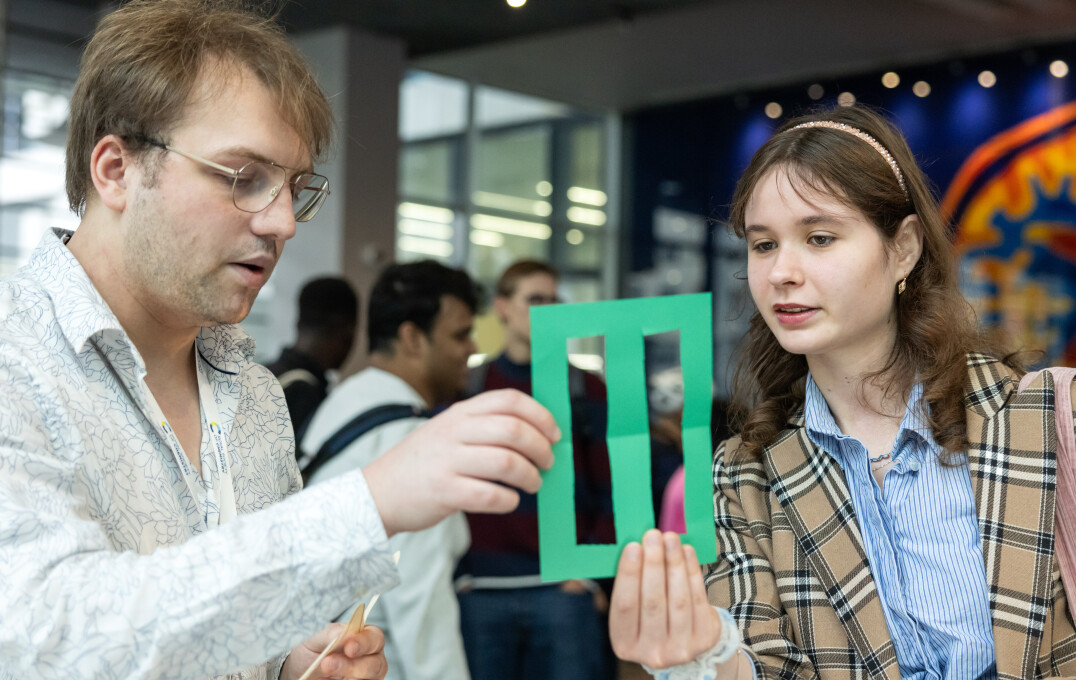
[531, 293, 715, 581]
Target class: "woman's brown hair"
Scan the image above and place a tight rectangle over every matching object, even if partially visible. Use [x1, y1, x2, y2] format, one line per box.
[66, 0, 334, 216]
[727, 105, 1010, 462]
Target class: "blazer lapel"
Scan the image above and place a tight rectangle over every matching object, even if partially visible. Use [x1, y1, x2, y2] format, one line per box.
[765, 423, 901, 680]
[965, 354, 1057, 680]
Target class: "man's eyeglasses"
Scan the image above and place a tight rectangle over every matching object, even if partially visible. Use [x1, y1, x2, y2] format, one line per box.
[524, 294, 560, 306]
[144, 139, 331, 222]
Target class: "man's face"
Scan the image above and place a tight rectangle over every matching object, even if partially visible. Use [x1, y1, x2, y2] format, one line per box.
[420, 295, 477, 404]
[496, 273, 559, 346]
[119, 64, 311, 329]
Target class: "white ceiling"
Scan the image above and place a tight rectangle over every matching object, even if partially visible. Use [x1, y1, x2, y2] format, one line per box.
[415, 0, 1076, 111]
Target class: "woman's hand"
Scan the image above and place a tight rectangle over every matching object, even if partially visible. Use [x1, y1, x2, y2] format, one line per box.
[609, 529, 721, 669]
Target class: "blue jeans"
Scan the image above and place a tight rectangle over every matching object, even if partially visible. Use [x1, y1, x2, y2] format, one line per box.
[459, 586, 608, 680]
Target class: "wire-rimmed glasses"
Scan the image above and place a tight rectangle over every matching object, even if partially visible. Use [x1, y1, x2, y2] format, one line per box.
[144, 139, 331, 222]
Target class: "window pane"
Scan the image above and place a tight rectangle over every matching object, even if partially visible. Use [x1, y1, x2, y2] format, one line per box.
[563, 225, 604, 269]
[467, 220, 550, 284]
[399, 71, 468, 142]
[475, 86, 569, 128]
[472, 126, 551, 216]
[0, 71, 78, 274]
[400, 140, 455, 204]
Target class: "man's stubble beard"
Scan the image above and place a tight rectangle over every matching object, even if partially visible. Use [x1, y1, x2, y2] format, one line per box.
[123, 188, 257, 329]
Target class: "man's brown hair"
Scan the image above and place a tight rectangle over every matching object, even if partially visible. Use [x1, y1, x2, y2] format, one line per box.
[495, 260, 559, 298]
[65, 0, 334, 215]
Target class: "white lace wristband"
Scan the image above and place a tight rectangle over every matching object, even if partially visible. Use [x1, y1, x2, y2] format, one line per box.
[642, 607, 742, 680]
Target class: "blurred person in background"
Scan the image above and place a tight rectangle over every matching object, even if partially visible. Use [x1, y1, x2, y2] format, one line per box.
[268, 275, 358, 459]
[456, 259, 614, 680]
[300, 260, 479, 680]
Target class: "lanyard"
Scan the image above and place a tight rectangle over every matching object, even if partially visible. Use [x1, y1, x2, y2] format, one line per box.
[143, 353, 237, 527]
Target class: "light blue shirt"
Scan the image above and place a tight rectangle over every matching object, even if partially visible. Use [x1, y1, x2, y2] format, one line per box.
[804, 374, 996, 680]
[0, 229, 399, 679]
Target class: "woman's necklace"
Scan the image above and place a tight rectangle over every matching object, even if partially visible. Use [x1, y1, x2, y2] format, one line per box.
[869, 449, 892, 467]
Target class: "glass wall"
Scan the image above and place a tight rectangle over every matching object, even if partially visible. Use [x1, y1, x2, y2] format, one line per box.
[0, 70, 78, 275]
[397, 71, 614, 317]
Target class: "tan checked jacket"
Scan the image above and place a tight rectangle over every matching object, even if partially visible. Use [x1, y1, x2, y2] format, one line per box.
[707, 354, 1076, 680]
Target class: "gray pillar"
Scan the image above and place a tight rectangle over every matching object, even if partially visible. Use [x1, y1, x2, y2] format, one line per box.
[265, 26, 404, 372]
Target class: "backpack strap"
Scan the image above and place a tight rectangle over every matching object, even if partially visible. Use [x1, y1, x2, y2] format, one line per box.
[301, 403, 431, 483]
[465, 359, 491, 399]
[1019, 367, 1076, 625]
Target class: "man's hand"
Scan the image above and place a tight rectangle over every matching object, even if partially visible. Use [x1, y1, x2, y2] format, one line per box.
[280, 623, 387, 680]
[363, 389, 558, 536]
[609, 530, 721, 670]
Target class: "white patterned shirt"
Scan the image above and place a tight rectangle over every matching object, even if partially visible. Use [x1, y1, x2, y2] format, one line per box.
[0, 229, 399, 679]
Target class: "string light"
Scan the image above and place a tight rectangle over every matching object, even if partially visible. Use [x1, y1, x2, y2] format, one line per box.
[978, 70, 997, 88]
[837, 92, 856, 107]
[1051, 60, 1070, 78]
[881, 72, 900, 88]
[764, 102, 783, 119]
[913, 81, 931, 98]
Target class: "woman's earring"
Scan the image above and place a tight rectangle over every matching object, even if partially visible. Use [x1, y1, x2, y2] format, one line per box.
[897, 277, 907, 295]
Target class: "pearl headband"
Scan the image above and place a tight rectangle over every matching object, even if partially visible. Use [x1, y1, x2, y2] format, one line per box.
[791, 121, 908, 198]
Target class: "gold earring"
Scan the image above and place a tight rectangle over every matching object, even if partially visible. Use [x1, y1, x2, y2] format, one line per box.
[897, 277, 907, 295]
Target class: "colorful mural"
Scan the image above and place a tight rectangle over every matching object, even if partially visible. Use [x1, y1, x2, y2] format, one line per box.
[942, 102, 1076, 365]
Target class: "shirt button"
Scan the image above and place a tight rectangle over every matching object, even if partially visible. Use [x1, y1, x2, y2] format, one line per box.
[907, 460, 921, 473]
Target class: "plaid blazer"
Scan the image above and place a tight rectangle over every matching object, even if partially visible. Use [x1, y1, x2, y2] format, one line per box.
[708, 354, 1076, 680]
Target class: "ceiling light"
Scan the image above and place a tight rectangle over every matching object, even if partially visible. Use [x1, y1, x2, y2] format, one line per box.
[567, 207, 607, 226]
[398, 236, 453, 258]
[566, 186, 607, 206]
[764, 102, 783, 119]
[507, 0, 526, 7]
[397, 219, 453, 240]
[566, 228, 585, 245]
[469, 229, 505, 248]
[1051, 60, 1069, 78]
[978, 70, 996, 88]
[913, 81, 931, 98]
[397, 202, 454, 224]
[470, 214, 551, 240]
[837, 92, 856, 107]
[882, 72, 900, 89]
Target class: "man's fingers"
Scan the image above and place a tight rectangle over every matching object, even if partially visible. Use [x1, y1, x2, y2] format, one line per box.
[318, 651, 386, 680]
[459, 414, 552, 467]
[446, 476, 522, 514]
[455, 445, 543, 494]
[341, 627, 384, 658]
[457, 389, 561, 452]
[609, 541, 643, 655]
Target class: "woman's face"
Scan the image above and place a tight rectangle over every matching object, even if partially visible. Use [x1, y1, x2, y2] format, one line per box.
[744, 167, 904, 371]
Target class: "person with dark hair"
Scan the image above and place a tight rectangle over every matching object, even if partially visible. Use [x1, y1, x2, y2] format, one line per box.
[456, 259, 615, 680]
[268, 276, 359, 449]
[609, 105, 1076, 679]
[0, 2, 558, 678]
[300, 260, 480, 680]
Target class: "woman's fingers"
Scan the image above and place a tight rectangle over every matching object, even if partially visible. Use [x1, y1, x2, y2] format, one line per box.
[609, 541, 643, 657]
[638, 529, 668, 640]
[664, 533, 695, 663]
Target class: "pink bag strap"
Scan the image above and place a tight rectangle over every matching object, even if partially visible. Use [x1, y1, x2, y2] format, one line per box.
[1019, 367, 1076, 625]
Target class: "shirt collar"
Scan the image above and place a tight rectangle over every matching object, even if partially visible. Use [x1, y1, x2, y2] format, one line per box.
[29, 228, 255, 376]
[804, 372, 936, 469]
